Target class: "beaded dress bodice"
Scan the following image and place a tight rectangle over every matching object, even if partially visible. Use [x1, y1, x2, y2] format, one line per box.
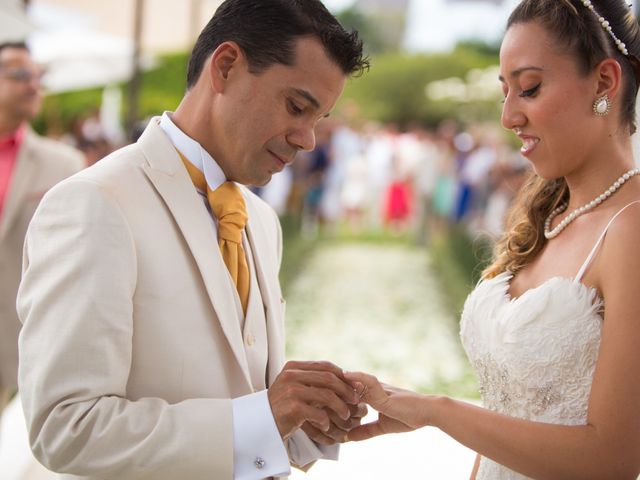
[459, 201, 640, 480]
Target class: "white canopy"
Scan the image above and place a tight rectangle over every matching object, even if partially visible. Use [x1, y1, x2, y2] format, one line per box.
[0, 0, 34, 44]
[6, 2, 155, 93]
[29, 3, 155, 93]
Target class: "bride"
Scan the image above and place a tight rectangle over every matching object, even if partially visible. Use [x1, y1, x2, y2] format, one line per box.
[345, 0, 640, 478]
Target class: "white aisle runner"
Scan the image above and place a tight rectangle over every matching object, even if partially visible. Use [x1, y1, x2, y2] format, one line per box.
[286, 242, 478, 478]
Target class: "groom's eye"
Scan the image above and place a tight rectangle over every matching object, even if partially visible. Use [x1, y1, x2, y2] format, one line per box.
[287, 99, 304, 115]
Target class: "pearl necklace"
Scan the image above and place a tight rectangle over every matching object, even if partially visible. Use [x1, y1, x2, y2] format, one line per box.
[544, 167, 640, 240]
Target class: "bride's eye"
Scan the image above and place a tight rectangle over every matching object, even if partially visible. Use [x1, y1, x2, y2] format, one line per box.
[519, 83, 541, 98]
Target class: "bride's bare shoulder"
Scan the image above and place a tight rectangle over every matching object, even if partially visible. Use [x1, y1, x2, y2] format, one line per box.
[597, 200, 640, 295]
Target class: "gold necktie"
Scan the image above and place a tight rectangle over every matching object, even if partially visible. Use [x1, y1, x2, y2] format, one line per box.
[179, 152, 250, 314]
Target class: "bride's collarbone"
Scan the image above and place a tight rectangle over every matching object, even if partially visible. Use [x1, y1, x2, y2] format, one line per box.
[507, 198, 640, 301]
[508, 240, 601, 300]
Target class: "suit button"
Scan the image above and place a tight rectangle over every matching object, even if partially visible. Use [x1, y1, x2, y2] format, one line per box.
[246, 334, 255, 347]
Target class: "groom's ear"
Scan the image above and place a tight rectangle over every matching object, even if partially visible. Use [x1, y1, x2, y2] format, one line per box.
[209, 41, 244, 93]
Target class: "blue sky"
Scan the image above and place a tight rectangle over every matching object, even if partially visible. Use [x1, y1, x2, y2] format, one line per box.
[323, 0, 356, 11]
[405, 0, 522, 52]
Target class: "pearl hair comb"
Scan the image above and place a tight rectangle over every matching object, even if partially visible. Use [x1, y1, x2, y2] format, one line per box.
[580, 0, 629, 56]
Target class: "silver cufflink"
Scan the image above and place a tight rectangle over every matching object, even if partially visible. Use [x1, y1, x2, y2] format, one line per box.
[254, 457, 266, 469]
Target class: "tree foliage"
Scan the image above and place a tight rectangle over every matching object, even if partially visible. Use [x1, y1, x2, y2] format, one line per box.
[339, 44, 500, 128]
[336, 6, 405, 55]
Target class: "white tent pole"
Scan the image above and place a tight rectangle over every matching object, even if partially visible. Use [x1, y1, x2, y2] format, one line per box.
[125, 0, 145, 141]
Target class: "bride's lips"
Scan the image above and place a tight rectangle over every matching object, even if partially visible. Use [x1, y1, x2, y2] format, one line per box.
[517, 134, 540, 156]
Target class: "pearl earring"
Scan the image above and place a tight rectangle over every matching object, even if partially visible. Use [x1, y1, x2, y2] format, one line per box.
[593, 94, 611, 116]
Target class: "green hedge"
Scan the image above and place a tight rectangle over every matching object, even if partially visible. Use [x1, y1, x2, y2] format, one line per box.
[428, 227, 493, 316]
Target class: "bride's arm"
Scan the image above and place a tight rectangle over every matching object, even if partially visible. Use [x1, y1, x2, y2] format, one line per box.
[346, 212, 640, 480]
[347, 373, 637, 480]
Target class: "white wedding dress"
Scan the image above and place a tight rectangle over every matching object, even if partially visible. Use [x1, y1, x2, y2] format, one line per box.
[459, 201, 639, 479]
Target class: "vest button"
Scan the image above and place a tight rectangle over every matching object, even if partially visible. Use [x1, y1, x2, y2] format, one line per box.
[246, 334, 255, 347]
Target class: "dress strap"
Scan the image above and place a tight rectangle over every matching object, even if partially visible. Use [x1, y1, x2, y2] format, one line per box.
[575, 200, 640, 282]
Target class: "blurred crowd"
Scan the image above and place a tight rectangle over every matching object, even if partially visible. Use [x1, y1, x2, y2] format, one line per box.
[255, 115, 530, 243]
[46, 105, 531, 243]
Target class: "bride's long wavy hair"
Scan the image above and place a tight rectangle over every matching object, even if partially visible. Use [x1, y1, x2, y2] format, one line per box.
[483, 0, 640, 279]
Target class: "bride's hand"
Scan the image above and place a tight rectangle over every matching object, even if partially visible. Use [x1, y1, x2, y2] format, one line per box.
[344, 371, 430, 441]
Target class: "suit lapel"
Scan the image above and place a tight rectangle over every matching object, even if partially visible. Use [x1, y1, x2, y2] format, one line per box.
[244, 197, 285, 385]
[138, 119, 252, 388]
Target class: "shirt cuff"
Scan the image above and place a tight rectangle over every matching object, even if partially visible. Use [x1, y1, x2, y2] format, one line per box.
[317, 443, 339, 460]
[286, 429, 340, 468]
[232, 390, 290, 480]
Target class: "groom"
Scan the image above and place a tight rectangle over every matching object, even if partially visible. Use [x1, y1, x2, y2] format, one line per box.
[16, 1, 368, 479]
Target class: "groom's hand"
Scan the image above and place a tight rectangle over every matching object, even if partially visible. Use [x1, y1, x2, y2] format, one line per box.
[301, 402, 368, 445]
[268, 361, 359, 441]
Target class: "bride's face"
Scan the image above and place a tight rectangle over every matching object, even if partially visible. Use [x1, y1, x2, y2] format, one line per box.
[499, 21, 599, 180]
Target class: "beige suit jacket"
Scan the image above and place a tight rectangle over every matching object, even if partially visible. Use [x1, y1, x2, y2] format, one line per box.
[0, 128, 83, 392]
[17, 120, 306, 479]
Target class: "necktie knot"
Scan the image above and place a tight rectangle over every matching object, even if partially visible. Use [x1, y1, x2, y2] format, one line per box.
[209, 182, 248, 243]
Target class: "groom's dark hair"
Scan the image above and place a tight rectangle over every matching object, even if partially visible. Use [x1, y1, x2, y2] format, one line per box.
[186, 0, 368, 89]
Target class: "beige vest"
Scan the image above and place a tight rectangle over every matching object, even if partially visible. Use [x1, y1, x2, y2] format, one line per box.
[240, 232, 269, 392]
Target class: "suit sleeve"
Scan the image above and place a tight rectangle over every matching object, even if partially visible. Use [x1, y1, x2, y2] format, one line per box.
[17, 178, 234, 480]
